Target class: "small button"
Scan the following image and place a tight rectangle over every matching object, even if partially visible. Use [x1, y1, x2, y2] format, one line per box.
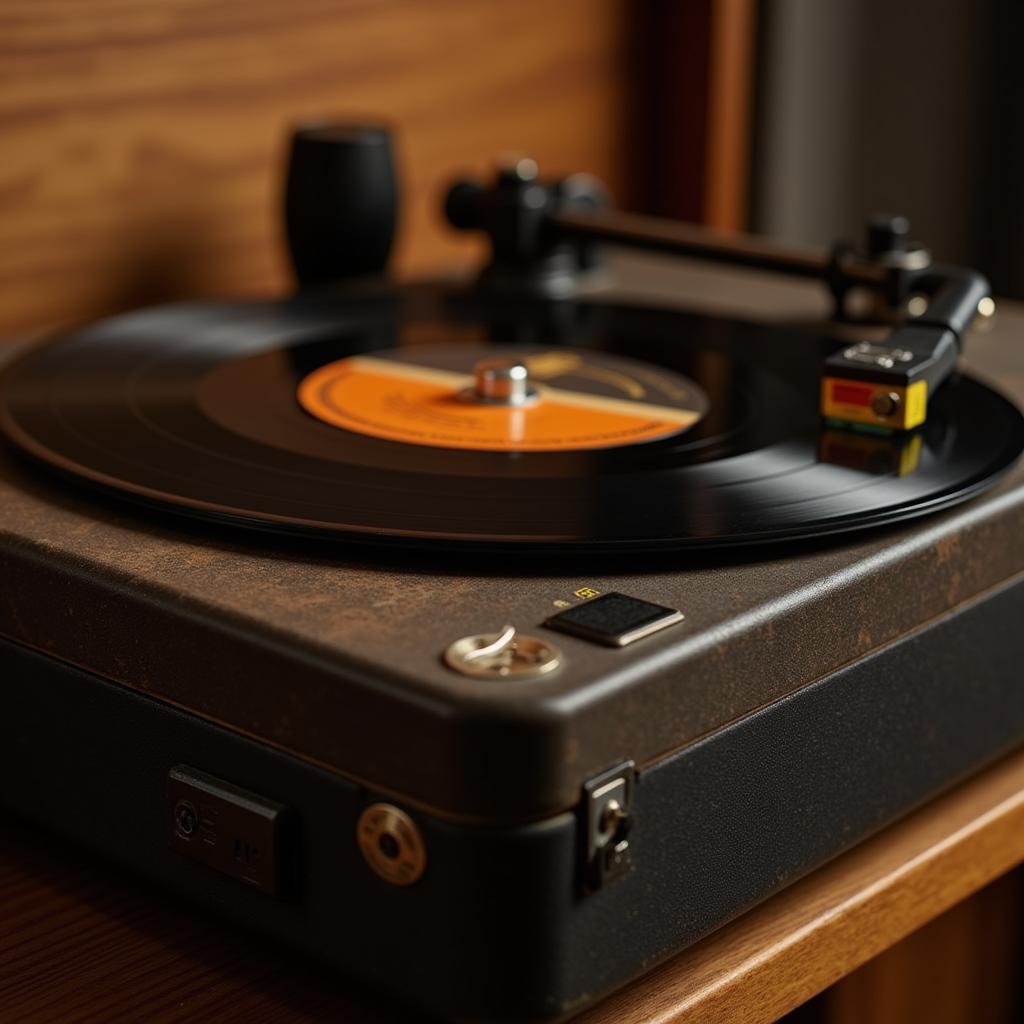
[544, 592, 684, 647]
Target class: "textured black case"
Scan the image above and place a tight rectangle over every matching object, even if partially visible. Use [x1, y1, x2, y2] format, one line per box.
[5, 575, 1023, 1021]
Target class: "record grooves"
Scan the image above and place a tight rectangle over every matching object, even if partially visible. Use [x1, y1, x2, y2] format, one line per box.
[2, 287, 1023, 551]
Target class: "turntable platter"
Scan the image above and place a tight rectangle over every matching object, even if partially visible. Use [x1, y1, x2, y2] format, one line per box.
[2, 285, 1022, 550]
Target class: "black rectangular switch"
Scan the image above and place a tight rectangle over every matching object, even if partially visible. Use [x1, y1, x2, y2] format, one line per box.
[167, 765, 288, 896]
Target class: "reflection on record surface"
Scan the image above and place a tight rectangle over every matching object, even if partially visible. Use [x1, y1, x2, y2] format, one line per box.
[1, 285, 1021, 551]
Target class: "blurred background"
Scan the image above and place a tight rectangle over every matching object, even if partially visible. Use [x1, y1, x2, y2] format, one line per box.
[1, 1, 1022, 1020]
[4, 0, 1021, 338]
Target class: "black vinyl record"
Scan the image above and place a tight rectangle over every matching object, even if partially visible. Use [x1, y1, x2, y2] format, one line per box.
[2, 283, 1023, 551]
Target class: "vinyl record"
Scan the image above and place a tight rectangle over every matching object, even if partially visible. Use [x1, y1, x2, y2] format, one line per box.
[2, 283, 1022, 551]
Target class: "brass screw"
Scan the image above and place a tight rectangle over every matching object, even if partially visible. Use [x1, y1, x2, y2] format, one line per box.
[356, 803, 427, 886]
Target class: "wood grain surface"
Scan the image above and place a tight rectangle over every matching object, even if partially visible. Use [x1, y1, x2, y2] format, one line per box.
[814, 867, 1024, 1024]
[3, 745, 1024, 1023]
[632, 0, 757, 230]
[0, 0, 634, 336]
[703, 0, 756, 231]
[0, 819, 401, 1024]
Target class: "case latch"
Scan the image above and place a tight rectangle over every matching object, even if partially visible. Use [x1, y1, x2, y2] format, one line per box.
[582, 760, 635, 892]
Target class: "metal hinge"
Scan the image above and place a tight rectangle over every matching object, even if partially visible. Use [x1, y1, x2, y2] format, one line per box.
[581, 760, 635, 893]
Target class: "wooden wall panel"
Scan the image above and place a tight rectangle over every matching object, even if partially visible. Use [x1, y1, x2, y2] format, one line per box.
[0, 0, 634, 334]
[629, 0, 757, 229]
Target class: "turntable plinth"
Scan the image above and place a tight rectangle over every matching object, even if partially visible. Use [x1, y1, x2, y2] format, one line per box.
[4, 745, 1024, 1023]
[3, 249, 1023, 1021]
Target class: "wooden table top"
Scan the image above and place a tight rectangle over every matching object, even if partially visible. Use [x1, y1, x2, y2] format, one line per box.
[4, 743, 1024, 1023]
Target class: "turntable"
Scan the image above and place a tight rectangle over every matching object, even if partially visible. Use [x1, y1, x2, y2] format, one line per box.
[1, 124, 1023, 1022]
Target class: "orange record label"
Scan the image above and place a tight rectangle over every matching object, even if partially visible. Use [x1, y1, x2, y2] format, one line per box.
[297, 347, 709, 452]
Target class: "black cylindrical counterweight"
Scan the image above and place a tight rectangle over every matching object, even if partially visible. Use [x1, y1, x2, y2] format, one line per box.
[284, 123, 397, 286]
